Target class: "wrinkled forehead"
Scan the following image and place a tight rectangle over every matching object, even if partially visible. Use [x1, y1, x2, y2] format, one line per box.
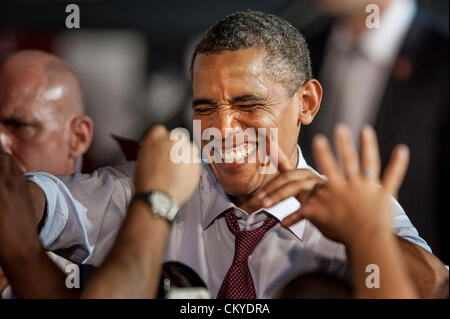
[192, 48, 272, 98]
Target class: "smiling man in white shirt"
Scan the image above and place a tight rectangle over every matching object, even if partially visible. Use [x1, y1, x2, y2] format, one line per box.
[0, 11, 447, 299]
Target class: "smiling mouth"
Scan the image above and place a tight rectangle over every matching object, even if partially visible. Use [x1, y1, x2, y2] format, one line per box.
[221, 142, 257, 163]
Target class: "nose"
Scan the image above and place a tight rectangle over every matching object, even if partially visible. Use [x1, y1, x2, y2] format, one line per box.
[213, 108, 242, 140]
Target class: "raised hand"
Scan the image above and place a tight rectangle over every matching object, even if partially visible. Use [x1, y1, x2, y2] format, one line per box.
[282, 124, 410, 246]
[0, 149, 41, 262]
[82, 125, 202, 298]
[134, 125, 201, 207]
[242, 134, 325, 213]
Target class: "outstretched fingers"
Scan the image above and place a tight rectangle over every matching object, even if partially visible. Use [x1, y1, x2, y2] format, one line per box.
[335, 124, 359, 179]
[312, 133, 342, 185]
[381, 144, 410, 198]
[360, 125, 381, 181]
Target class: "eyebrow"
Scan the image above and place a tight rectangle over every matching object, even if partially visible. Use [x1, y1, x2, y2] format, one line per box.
[230, 94, 267, 103]
[192, 94, 267, 108]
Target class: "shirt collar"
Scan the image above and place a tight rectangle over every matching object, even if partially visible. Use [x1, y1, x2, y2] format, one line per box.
[331, 0, 417, 66]
[200, 145, 318, 240]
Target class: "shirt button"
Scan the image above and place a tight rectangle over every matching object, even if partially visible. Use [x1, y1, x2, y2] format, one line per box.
[234, 210, 243, 219]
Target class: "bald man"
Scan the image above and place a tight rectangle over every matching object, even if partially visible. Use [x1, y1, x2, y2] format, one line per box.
[0, 50, 93, 174]
[0, 50, 93, 297]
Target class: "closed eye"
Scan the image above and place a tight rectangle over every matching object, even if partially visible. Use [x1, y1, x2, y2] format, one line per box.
[3, 119, 28, 129]
[235, 104, 263, 111]
[193, 106, 217, 114]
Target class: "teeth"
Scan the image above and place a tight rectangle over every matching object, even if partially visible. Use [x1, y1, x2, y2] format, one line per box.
[247, 144, 255, 156]
[221, 143, 257, 163]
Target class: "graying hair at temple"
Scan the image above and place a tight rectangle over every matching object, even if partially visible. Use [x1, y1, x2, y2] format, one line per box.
[190, 10, 313, 96]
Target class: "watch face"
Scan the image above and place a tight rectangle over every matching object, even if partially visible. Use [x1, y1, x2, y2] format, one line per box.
[150, 192, 171, 212]
[149, 191, 178, 221]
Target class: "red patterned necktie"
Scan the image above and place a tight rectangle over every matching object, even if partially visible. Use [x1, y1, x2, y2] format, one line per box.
[217, 209, 278, 299]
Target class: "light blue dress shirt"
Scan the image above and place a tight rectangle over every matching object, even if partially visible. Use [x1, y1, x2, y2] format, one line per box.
[25, 146, 431, 298]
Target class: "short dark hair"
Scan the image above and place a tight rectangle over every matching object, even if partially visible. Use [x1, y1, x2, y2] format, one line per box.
[190, 10, 312, 96]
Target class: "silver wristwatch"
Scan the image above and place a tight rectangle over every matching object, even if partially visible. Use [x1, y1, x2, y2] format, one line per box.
[132, 191, 179, 222]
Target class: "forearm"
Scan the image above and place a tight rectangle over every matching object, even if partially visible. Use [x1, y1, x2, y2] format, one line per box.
[0, 239, 78, 298]
[397, 236, 449, 298]
[0, 181, 75, 298]
[347, 229, 418, 299]
[81, 201, 170, 298]
[26, 181, 46, 229]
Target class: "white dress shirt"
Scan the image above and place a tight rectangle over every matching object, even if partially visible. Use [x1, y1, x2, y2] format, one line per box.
[317, 0, 417, 142]
[26, 145, 430, 298]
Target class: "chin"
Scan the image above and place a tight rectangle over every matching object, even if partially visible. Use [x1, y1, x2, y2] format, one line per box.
[221, 182, 259, 197]
[214, 163, 263, 197]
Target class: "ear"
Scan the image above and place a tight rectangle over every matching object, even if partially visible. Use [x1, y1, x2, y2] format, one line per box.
[295, 79, 323, 126]
[69, 115, 93, 158]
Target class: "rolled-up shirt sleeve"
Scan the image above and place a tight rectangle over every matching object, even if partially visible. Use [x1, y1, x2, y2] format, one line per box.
[391, 197, 432, 253]
[25, 162, 136, 266]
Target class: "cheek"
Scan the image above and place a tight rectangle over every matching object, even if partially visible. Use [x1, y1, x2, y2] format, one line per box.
[35, 128, 70, 158]
[194, 115, 215, 146]
[8, 138, 45, 172]
[18, 137, 52, 158]
[252, 107, 299, 158]
[46, 130, 71, 151]
[278, 124, 300, 157]
[279, 111, 299, 135]
[12, 130, 43, 151]
[236, 111, 276, 131]
[195, 115, 213, 131]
